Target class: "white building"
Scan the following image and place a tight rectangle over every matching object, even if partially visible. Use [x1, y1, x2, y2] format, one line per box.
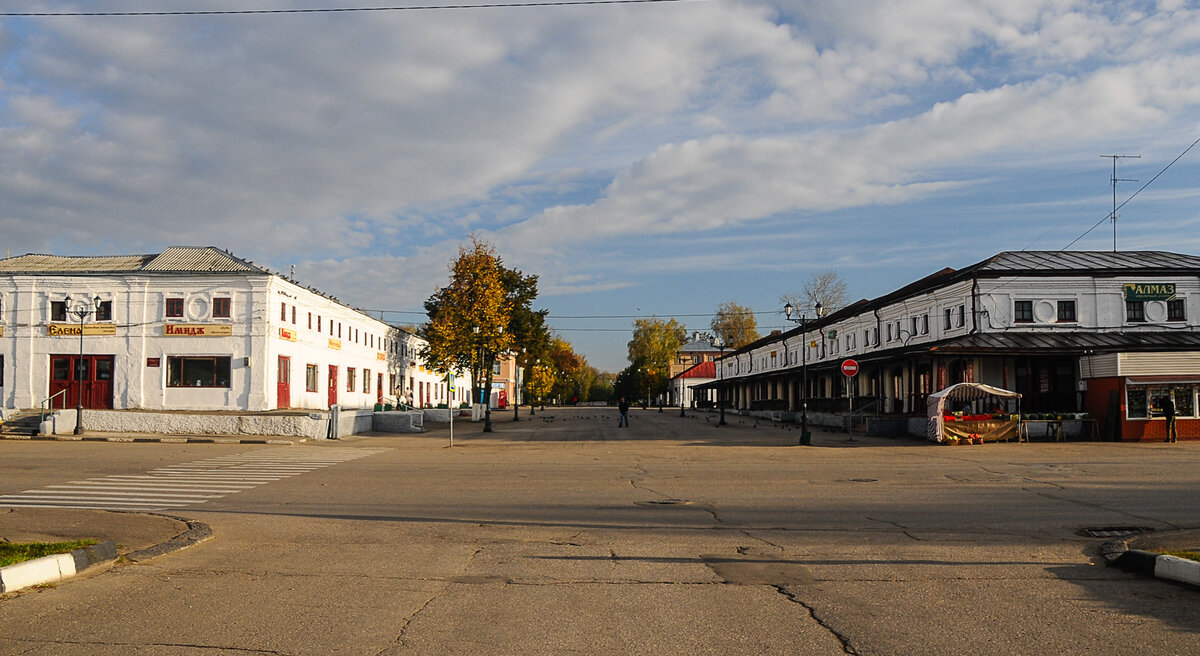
[0, 247, 468, 414]
[701, 251, 1200, 441]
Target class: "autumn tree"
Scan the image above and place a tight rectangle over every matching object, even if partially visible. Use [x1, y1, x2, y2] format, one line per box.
[548, 336, 584, 403]
[711, 301, 759, 349]
[626, 318, 685, 405]
[501, 266, 550, 419]
[421, 237, 514, 429]
[780, 270, 848, 315]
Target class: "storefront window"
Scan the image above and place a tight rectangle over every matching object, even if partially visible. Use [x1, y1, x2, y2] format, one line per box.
[1172, 387, 1195, 417]
[167, 356, 231, 387]
[1126, 388, 1148, 418]
[306, 364, 319, 392]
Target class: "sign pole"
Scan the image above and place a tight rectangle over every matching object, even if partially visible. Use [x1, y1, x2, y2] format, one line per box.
[447, 373, 455, 448]
[840, 359, 860, 441]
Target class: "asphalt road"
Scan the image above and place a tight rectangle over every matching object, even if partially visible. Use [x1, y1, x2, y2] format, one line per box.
[2, 407, 1198, 655]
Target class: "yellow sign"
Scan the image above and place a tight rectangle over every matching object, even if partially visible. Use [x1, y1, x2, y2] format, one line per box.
[376, 352, 386, 361]
[48, 323, 117, 336]
[329, 338, 342, 351]
[0, 326, 4, 337]
[279, 328, 298, 342]
[163, 324, 233, 337]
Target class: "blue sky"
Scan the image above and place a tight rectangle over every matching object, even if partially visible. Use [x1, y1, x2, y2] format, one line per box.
[3, 0, 1200, 371]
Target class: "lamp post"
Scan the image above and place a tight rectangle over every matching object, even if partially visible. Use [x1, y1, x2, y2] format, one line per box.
[66, 294, 102, 436]
[785, 301, 823, 446]
[709, 336, 727, 426]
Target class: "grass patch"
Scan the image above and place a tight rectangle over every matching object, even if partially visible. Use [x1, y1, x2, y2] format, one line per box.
[0, 540, 98, 568]
[1156, 550, 1200, 562]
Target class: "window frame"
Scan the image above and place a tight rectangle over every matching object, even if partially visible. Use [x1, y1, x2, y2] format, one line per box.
[1126, 300, 1146, 323]
[306, 364, 319, 392]
[1167, 299, 1186, 322]
[166, 356, 232, 388]
[213, 297, 231, 319]
[1056, 300, 1077, 323]
[165, 297, 184, 319]
[1014, 300, 1034, 323]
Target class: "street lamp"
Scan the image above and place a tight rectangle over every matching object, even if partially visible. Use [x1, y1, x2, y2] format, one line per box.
[785, 301, 823, 446]
[709, 336, 727, 426]
[65, 294, 102, 435]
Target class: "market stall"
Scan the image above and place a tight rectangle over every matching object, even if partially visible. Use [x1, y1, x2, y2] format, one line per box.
[926, 383, 1022, 443]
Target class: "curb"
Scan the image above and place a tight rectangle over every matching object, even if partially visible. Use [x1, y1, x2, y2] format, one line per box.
[125, 514, 213, 562]
[0, 434, 304, 445]
[1105, 542, 1200, 587]
[0, 541, 117, 594]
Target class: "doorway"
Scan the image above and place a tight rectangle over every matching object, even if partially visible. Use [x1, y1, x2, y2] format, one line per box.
[49, 355, 114, 409]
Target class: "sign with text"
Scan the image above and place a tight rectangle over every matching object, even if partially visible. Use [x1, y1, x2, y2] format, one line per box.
[279, 327, 298, 342]
[841, 359, 860, 377]
[328, 338, 342, 351]
[163, 324, 232, 337]
[48, 323, 117, 337]
[1124, 283, 1176, 301]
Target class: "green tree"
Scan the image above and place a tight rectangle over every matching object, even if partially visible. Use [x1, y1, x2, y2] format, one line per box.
[711, 301, 759, 349]
[500, 266, 550, 418]
[626, 317, 684, 403]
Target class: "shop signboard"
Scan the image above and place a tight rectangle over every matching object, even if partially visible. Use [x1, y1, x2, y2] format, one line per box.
[163, 324, 232, 337]
[48, 324, 117, 336]
[1123, 283, 1176, 301]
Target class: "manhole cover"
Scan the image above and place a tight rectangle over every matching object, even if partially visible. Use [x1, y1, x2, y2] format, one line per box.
[1080, 526, 1154, 538]
[849, 478, 878, 483]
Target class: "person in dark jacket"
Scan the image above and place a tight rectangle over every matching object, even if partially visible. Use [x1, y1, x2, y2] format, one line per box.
[618, 398, 630, 427]
[1163, 396, 1178, 443]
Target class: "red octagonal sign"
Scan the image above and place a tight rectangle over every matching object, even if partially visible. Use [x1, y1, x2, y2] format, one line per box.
[841, 359, 860, 377]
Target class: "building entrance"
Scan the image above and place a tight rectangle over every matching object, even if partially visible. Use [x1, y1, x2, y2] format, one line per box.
[49, 355, 114, 409]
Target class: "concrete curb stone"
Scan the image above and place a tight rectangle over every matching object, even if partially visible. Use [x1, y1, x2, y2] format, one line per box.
[0, 433, 306, 444]
[0, 541, 117, 594]
[1104, 540, 1200, 587]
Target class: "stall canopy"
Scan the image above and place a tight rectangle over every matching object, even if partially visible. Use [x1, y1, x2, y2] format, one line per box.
[926, 383, 1022, 443]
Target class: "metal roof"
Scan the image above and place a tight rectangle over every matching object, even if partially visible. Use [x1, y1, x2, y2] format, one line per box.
[0, 247, 267, 274]
[976, 251, 1200, 274]
[0, 253, 156, 273]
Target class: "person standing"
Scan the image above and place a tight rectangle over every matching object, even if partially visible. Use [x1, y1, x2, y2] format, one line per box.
[618, 397, 630, 428]
[1163, 395, 1178, 443]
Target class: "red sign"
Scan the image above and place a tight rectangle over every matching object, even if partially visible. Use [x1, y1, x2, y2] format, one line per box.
[841, 359, 860, 377]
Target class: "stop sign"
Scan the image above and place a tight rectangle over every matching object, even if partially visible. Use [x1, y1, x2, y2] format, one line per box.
[841, 359, 860, 377]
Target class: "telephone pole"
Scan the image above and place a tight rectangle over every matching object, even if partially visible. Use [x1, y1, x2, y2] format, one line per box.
[1100, 154, 1140, 251]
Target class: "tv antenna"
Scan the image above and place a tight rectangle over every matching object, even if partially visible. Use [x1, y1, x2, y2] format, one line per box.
[1100, 154, 1140, 251]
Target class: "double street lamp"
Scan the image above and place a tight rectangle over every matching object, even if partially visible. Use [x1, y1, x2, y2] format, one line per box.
[784, 301, 823, 446]
[65, 294, 102, 435]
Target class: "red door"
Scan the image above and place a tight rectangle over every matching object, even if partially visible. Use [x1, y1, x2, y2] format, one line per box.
[328, 365, 338, 408]
[377, 373, 384, 404]
[277, 356, 291, 408]
[49, 355, 114, 409]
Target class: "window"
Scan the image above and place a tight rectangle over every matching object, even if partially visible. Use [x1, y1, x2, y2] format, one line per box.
[1126, 300, 1145, 323]
[956, 304, 966, 328]
[1168, 299, 1186, 322]
[1057, 300, 1076, 322]
[317, 315, 322, 332]
[1127, 388, 1148, 419]
[166, 298, 184, 318]
[50, 300, 69, 321]
[95, 300, 113, 321]
[306, 364, 319, 392]
[347, 367, 356, 392]
[944, 308, 952, 330]
[281, 302, 287, 321]
[213, 297, 231, 318]
[1014, 300, 1033, 323]
[364, 369, 371, 393]
[921, 314, 929, 335]
[291, 306, 297, 324]
[167, 356, 231, 388]
[307, 312, 312, 329]
[911, 317, 919, 335]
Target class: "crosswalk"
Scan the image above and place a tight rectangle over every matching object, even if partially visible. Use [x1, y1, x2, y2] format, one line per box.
[0, 447, 386, 512]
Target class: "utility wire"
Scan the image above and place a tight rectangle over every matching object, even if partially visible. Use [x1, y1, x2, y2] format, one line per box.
[0, 0, 695, 16]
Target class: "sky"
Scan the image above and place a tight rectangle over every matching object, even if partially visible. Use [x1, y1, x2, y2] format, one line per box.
[3, 0, 1200, 372]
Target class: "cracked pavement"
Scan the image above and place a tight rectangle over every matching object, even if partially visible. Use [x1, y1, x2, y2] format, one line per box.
[3, 408, 1200, 655]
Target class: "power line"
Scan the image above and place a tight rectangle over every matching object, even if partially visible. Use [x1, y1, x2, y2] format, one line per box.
[0, 0, 695, 16]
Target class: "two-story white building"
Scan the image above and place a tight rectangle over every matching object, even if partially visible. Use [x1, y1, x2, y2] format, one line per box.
[701, 251, 1200, 442]
[0, 247, 469, 414]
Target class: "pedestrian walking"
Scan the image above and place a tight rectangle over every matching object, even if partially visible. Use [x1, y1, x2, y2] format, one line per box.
[1163, 395, 1178, 443]
[618, 397, 630, 427]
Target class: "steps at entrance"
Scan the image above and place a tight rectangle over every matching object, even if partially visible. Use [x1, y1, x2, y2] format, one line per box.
[0, 411, 42, 436]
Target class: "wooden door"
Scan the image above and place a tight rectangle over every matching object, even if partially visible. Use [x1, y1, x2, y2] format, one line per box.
[49, 355, 114, 409]
[277, 356, 291, 408]
[328, 365, 338, 408]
